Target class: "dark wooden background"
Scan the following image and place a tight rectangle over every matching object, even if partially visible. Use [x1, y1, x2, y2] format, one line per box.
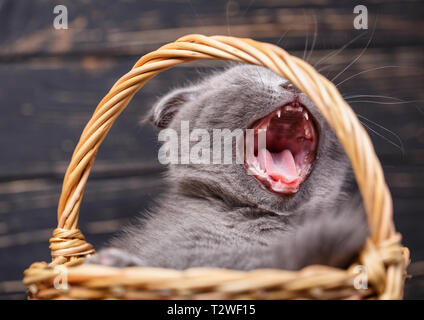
[0, 0, 422, 299]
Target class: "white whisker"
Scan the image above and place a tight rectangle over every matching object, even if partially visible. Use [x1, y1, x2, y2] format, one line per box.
[359, 120, 404, 154]
[314, 32, 366, 71]
[306, 14, 318, 62]
[254, 67, 266, 90]
[336, 66, 399, 87]
[302, 26, 309, 61]
[357, 114, 405, 155]
[242, 0, 255, 16]
[344, 94, 404, 101]
[275, 29, 290, 46]
[226, 0, 232, 36]
[414, 106, 424, 115]
[187, 0, 199, 18]
[316, 64, 334, 73]
[331, 18, 378, 82]
[347, 100, 422, 105]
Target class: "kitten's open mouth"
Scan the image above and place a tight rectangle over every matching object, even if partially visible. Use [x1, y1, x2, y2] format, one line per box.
[245, 100, 318, 195]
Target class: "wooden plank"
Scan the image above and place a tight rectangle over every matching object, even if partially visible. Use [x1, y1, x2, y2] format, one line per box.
[0, 175, 164, 297]
[0, 0, 423, 58]
[0, 0, 422, 300]
[0, 176, 422, 299]
[0, 47, 422, 179]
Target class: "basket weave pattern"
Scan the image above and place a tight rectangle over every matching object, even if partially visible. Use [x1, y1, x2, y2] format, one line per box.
[23, 35, 409, 300]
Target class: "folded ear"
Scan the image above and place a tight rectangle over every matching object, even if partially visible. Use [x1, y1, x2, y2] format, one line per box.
[144, 87, 197, 128]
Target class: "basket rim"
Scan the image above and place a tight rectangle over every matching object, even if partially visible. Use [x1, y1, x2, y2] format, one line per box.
[23, 34, 409, 300]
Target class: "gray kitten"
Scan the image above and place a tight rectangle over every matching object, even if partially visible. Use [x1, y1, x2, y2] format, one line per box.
[86, 64, 368, 270]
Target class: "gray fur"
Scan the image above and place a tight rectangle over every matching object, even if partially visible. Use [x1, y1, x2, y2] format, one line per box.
[86, 65, 368, 270]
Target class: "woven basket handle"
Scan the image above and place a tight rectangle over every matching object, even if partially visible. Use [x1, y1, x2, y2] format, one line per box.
[49, 34, 394, 264]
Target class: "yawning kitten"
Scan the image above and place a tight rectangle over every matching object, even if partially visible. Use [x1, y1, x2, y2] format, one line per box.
[86, 64, 368, 270]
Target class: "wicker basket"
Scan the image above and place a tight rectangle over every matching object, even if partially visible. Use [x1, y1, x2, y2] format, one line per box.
[23, 34, 409, 300]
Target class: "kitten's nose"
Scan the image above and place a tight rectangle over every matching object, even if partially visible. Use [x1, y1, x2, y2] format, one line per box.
[280, 82, 300, 94]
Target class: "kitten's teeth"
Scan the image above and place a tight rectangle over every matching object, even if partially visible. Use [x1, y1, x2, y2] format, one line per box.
[284, 105, 303, 113]
[304, 112, 309, 120]
[248, 166, 260, 176]
[304, 125, 311, 138]
[277, 110, 281, 118]
[251, 165, 266, 178]
[274, 180, 285, 190]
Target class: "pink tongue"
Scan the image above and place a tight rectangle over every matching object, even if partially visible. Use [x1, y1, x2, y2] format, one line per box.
[258, 149, 299, 183]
